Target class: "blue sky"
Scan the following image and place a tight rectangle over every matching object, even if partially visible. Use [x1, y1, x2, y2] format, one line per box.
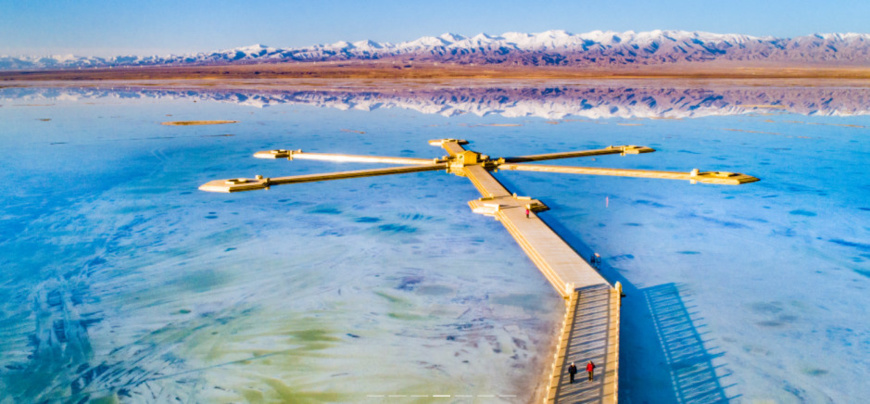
[2, 0, 868, 57]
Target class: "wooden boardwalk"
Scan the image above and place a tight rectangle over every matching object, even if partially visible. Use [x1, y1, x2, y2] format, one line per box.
[440, 140, 621, 404]
[549, 286, 620, 403]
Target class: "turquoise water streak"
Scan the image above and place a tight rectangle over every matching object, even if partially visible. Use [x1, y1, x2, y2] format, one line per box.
[1, 85, 868, 402]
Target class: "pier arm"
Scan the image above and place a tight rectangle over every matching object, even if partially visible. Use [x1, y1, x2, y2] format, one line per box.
[199, 164, 447, 193]
[428, 138, 469, 157]
[254, 149, 442, 166]
[503, 145, 654, 163]
[499, 163, 759, 185]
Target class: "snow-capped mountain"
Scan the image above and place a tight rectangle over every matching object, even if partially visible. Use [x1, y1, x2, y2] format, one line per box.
[2, 30, 869, 70]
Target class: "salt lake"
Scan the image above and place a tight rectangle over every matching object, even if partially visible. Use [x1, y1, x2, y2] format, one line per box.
[1, 81, 868, 403]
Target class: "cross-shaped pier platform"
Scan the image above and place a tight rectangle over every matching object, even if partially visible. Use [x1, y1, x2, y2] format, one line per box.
[200, 139, 757, 403]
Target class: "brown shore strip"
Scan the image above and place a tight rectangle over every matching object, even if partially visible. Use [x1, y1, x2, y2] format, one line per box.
[161, 120, 238, 126]
[1, 61, 869, 85]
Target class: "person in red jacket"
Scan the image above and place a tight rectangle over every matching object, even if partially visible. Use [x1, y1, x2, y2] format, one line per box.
[587, 360, 596, 381]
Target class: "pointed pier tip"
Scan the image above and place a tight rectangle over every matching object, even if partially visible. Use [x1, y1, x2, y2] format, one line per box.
[428, 138, 468, 146]
[199, 176, 270, 193]
[254, 149, 301, 159]
[611, 145, 655, 154]
[691, 171, 759, 185]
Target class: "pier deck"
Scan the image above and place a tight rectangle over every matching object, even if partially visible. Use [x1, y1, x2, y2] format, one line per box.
[449, 141, 620, 404]
[548, 285, 620, 403]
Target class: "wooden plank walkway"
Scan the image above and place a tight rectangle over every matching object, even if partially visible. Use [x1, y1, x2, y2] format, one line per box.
[500, 163, 759, 185]
[199, 164, 447, 193]
[547, 285, 620, 403]
[441, 140, 620, 404]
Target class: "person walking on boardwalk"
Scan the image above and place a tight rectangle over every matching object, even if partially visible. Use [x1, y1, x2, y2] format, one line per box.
[525, 207, 530, 218]
[568, 362, 577, 383]
[587, 360, 596, 381]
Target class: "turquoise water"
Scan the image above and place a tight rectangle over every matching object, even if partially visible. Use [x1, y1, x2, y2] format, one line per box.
[1, 84, 868, 403]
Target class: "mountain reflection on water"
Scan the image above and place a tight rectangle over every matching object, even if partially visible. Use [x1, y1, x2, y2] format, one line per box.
[5, 82, 870, 119]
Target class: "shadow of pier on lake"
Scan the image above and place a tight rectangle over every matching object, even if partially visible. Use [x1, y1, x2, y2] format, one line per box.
[644, 283, 732, 404]
[537, 214, 736, 403]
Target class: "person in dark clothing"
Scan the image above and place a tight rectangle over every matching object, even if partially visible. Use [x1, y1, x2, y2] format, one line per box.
[590, 253, 601, 267]
[568, 362, 577, 383]
[587, 361, 596, 381]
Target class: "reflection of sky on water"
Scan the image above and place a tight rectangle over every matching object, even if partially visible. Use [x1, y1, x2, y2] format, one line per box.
[0, 84, 868, 402]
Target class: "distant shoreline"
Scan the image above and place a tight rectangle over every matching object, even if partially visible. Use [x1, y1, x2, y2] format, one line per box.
[2, 61, 869, 85]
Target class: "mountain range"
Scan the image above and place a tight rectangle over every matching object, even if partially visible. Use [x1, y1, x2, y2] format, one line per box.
[2, 30, 869, 71]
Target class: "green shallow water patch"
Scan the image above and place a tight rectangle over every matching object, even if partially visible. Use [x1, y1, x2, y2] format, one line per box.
[492, 293, 549, 313]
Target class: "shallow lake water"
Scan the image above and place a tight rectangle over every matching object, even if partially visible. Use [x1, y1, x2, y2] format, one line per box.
[1, 82, 868, 403]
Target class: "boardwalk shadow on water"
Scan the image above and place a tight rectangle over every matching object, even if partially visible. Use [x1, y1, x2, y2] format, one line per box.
[539, 216, 735, 404]
[643, 283, 733, 404]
